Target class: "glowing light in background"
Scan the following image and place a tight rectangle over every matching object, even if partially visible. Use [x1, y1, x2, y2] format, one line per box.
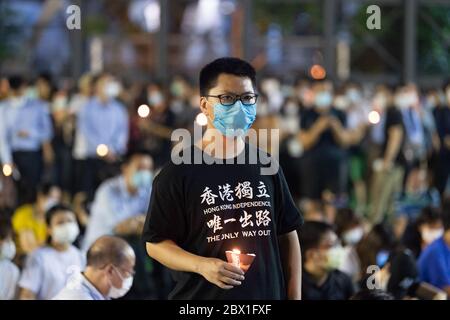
[310, 64, 326, 80]
[2, 164, 12, 177]
[96, 144, 109, 157]
[195, 113, 208, 126]
[137, 104, 151, 118]
[368, 110, 381, 124]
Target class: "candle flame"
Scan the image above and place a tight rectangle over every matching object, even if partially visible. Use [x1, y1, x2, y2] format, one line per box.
[232, 249, 241, 254]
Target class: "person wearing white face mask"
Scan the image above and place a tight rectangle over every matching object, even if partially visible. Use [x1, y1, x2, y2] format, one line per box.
[82, 151, 153, 252]
[18, 205, 84, 300]
[53, 235, 135, 300]
[298, 221, 354, 300]
[335, 208, 365, 283]
[0, 217, 20, 300]
[402, 207, 443, 259]
[76, 73, 129, 200]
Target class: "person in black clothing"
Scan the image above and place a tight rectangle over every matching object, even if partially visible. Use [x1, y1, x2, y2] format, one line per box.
[432, 82, 450, 195]
[298, 221, 354, 300]
[369, 86, 405, 223]
[299, 81, 360, 202]
[142, 57, 303, 300]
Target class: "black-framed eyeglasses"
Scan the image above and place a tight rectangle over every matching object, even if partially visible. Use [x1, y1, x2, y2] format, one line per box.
[204, 93, 258, 106]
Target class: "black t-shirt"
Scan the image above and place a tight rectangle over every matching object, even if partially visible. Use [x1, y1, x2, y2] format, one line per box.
[302, 269, 355, 300]
[300, 108, 347, 152]
[381, 106, 405, 164]
[142, 143, 303, 300]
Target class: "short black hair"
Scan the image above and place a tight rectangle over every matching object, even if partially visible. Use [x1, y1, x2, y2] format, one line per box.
[45, 204, 74, 226]
[8, 75, 25, 90]
[199, 57, 256, 96]
[416, 206, 442, 226]
[297, 221, 334, 258]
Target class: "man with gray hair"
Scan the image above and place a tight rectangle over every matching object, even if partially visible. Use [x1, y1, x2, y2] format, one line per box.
[53, 236, 135, 300]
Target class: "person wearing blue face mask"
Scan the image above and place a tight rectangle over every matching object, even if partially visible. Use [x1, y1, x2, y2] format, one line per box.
[143, 57, 303, 300]
[82, 151, 153, 251]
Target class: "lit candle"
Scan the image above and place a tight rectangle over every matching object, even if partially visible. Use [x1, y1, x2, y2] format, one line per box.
[231, 249, 240, 267]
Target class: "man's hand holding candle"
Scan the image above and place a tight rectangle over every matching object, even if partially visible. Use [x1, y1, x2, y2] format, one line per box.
[197, 257, 245, 290]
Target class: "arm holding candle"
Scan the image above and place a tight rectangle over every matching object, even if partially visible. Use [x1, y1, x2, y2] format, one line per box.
[278, 230, 302, 300]
[146, 240, 245, 290]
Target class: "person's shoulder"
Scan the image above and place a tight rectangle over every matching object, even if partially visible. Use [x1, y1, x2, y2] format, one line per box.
[330, 269, 353, 282]
[111, 99, 127, 112]
[12, 204, 33, 222]
[154, 160, 188, 185]
[0, 259, 20, 277]
[97, 175, 122, 194]
[418, 237, 445, 262]
[52, 286, 91, 300]
[27, 245, 51, 261]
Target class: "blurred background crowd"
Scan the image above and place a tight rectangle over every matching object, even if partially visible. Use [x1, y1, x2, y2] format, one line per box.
[1, 0, 450, 300]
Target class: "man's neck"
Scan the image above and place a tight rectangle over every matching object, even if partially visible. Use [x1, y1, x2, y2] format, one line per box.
[84, 267, 109, 297]
[200, 128, 245, 160]
[304, 262, 328, 286]
[51, 241, 70, 252]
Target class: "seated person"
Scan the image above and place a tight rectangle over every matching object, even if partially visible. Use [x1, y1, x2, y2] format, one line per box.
[298, 221, 355, 300]
[12, 183, 61, 255]
[18, 205, 84, 300]
[0, 216, 20, 299]
[402, 207, 443, 258]
[418, 197, 450, 297]
[82, 151, 153, 251]
[53, 236, 135, 300]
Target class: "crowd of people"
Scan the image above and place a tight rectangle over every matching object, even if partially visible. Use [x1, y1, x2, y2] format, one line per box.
[0, 70, 449, 299]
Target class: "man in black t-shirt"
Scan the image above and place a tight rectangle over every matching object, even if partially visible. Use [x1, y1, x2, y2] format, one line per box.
[142, 58, 303, 300]
[298, 221, 354, 300]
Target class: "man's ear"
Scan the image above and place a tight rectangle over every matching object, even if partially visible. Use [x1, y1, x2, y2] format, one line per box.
[200, 97, 211, 117]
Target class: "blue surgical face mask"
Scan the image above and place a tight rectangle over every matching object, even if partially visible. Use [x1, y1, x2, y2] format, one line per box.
[212, 101, 257, 137]
[376, 250, 390, 267]
[315, 91, 332, 109]
[131, 170, 153, 189]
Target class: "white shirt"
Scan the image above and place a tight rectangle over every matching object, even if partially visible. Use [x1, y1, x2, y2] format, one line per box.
[19, 245, 85, 300]
[53, 272, 106, 300]
[0, 259, 20, 300]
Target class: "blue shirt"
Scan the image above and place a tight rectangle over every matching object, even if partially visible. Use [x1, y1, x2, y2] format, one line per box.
[418, 236, 450, 290]
[82, 175, 151, 251]
[77, 97, 129, 157]
[2, 97, 53, 157]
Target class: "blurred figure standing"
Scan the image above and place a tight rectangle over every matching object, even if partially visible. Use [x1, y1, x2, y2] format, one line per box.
[76, 73, 129, 200]
[369, 87, 405, 224]
[299, 81, 360, 204]
[1, 75, 54, 203]
[433, 83, 450, 196]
